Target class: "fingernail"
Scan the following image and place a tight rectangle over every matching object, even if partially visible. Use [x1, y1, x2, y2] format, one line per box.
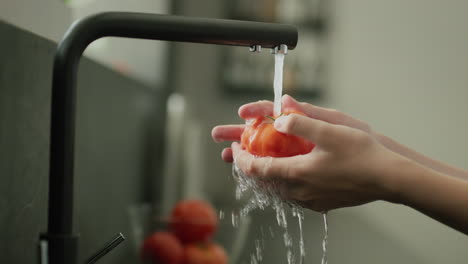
[231, 142, 239, 149]
[283, 94, 296, 102]
[274, 116, 287, 132]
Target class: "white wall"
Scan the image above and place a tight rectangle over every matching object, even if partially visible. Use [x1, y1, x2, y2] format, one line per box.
[72, 0, 170, 86]
[0, 0, 169, 86]
[327, 0, 468, 263]
[1, 0, 72, 41]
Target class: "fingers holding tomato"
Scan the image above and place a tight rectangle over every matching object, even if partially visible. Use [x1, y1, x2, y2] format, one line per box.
[240, 110, 315, 158]
[221, 148, 234, 163]
[211, 125, 245, 143]
[212, 96, 317, 162]
[238, 100, 274, 119]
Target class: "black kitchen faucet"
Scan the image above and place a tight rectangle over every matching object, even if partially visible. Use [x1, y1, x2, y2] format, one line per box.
[39, 12, 297, 264]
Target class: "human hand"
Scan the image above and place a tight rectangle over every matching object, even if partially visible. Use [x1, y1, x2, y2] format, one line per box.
[212, 96, 468, 232]
[233, 110, 401, 211]
[212, 99, 275, 162]
[274, 95, 468, 181]
[212, 94, 376, 162]
[212, 95, 399, 211]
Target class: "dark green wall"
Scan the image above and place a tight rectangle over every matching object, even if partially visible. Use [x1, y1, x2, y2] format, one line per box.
[0, 21, 165, 263]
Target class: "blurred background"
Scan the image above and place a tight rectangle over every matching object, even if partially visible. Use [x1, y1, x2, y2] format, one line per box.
[1, 0, 468, 263]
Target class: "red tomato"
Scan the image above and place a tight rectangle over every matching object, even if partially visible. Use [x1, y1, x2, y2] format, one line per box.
[141, 231, 184, 264]
[169, 200, 218, 243]
[184, 242, 228, 264]
[241, 109, 315, 157]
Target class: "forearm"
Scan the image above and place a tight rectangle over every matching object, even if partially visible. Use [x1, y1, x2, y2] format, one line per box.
[376, 133, 468, 180]
[385, 155, 468, 235]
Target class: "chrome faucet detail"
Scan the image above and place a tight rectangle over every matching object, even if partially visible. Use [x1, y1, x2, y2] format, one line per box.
[271, 44, 289, 54]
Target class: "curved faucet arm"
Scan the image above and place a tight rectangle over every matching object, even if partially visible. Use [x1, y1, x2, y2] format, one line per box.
[45, 12, 297, 264]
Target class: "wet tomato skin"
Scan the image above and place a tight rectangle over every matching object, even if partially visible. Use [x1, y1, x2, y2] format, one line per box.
[241, 109, 315, 157]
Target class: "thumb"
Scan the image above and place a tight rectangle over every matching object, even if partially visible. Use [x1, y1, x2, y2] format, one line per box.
[274, 114, 337, 147]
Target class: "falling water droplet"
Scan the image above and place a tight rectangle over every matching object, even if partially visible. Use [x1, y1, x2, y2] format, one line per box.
[321, 212, 329, 264]
[255, 239, 263, 261]
[231, 162, 308, 264]
[219, 210, 225, 219]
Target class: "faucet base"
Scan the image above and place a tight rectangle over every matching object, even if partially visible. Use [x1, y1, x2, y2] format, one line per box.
[39, 233, 79, 264]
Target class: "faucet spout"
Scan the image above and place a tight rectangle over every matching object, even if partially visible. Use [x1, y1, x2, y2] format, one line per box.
[43, 12, 298, 264]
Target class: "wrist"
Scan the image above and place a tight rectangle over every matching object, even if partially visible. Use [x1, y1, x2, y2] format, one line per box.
[373, 132, 396, 152]
[375, 152, 417, 205]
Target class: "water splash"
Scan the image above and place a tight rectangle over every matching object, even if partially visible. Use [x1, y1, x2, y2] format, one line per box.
[231, 211, 240, 228]
[255, 239, 263, 261]
[251, 253, 258, 264]
[269, 226, 275, 238]
[229, 50, 328, 264]
[232, 163, 306, 264]
[219, 210, 225, 219]
[273, 53, 285, 116]
[321, 212, 329, 264]
[293, 206, 306, 264]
